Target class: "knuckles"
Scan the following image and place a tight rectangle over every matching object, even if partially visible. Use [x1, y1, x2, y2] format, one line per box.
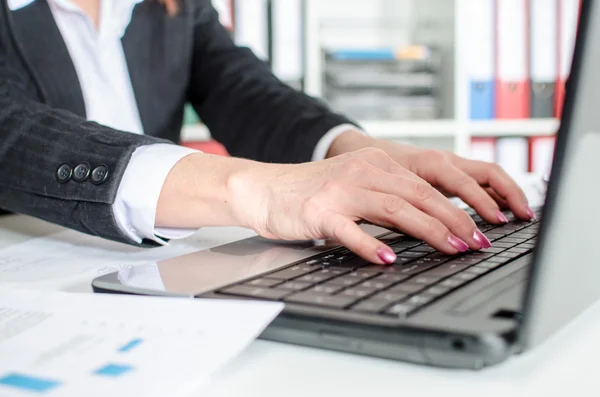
[413, 181, 435, 202]
[382, 195, 406, 215]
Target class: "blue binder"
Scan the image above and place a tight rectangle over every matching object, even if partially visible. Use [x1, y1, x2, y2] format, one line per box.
[469, 81, 495, 120]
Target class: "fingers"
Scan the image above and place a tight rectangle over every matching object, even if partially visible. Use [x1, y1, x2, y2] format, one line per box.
[319, 211, 397, 265]
[347, 189, 471, 255]
[485, 187, 510, 210]
[358, 167, 490, 250]
[455, 158, 534, 221]
[428, 163, 509, 226]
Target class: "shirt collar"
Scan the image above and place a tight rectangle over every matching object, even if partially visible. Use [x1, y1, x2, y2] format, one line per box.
[8, 0, 145, 38]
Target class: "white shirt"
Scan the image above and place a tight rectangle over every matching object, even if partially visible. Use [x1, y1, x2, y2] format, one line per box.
[8, 0, 359, 245]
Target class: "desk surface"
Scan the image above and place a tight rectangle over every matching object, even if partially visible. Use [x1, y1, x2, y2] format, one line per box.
[1, 176, 594, 397]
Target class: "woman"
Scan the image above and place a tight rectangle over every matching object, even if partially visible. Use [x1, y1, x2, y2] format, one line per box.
[0, 0, 533, 266]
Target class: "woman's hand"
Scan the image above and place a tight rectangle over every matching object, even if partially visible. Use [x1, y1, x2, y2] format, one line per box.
[222, 148, 495, 265]
[327, 130, 535, 224]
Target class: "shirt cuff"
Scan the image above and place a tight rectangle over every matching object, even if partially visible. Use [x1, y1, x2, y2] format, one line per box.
[311, 123, 368, 161]
[113, 143, 200, 245]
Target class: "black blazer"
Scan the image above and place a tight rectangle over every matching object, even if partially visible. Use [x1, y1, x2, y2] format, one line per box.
[0, 0, 355, 246]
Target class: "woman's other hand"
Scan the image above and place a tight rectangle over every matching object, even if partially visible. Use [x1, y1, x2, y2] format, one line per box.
[327, 130, 536, 225]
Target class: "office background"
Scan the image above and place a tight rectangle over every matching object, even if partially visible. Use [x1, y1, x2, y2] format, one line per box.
[182, 0, 578, 179]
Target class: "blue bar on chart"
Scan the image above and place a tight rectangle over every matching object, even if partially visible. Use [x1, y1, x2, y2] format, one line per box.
[118, 338, 143, 353]
[0, 373, 62, 393]
[94, 364, 134, 378]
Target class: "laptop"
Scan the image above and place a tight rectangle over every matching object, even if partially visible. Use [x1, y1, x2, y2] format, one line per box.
[92, 0, 598, 369]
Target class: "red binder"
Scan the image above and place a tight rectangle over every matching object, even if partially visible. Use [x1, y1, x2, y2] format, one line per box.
[556, 0, 581, 118]
[495, 0, 530, 119]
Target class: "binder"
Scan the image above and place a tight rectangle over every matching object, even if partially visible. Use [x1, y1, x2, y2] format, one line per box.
[529, 0, 558, 118]
[470, 138, 496, 163]
[271, 0, 305, 88]
[495, 0, 530, 119]
[467, 0, 495, 120]
[234, 0, 269, 62]
[528, 136, 556, 175]
[496, 137, 529, 176]
[556, 0, 580, 118]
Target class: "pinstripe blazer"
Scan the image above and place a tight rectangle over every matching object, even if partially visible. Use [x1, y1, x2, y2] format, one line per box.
[0, 0, 354, 246]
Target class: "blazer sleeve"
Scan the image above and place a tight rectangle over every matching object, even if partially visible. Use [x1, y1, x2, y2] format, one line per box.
[0, 10, 169, 246]
[187, 0, 359, 164]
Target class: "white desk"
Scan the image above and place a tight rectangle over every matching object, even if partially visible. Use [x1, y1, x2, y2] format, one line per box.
[1, 175, 594, 397]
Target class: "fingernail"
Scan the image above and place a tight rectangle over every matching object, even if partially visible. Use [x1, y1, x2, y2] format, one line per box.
[448, 235, 469, 252]
[377, 246, 397, 265]
[497, 211, 509, 224]
[473, 229, 491, 249]
[526, 207, 537, 220]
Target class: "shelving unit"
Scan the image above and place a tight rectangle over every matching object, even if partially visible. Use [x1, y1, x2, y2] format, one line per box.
[183, 0, 561, 165]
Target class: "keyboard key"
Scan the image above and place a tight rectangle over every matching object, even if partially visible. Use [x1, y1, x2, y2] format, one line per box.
[220, 285, 291, 300]
[491, 242, 515, 248]
[322, 268, 352, 277]
[285, 292, 357, 308]
[486, 256, 508, 263]
[412, 275, 441, 286]
[397, 261, 440, 276]
[369, 291, 409, 303]
[508, 247, 530, 254]
[327, 275, 369, 287]
[497, 237, 527, 244]
[390, 240, 421, 251]
[397, 251, 428, 259]
[309, 283, 344, 294]
[496, 251, 521, 259]
[468, 251, 495, 259]
[393, 256, 415, 265]
[423, 285, 451, 297]
[298, 273, 334, 284]
[452, 272, 479, 282]
[388, 283, 425, 294]
[406, 294, 434, 306]
[451, 256, 486, 265]
[421, 261, 471, 278]
[411, 245, 436, 253]
[476, 261, 504, 270]
[279, 281, 313, 291]
[340, 287, 375, 299]
[359, 279, 395, 290]
[386, 302, 418, 317]
[246, 278, 283, 287]
[267, 265, 315, 280]
[305, 258, 322, 266]
[480, 247, 506, 254]
[351, 299, 392, 313]
[373, 273, 409, 284]
[484, 233, 505, 240]
[518, 243, 536, 249]
[439, 278, 467, 289]
[467, 266, 490, 275]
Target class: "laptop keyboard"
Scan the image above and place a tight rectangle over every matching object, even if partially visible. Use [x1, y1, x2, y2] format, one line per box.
[216, 209, 542, 318]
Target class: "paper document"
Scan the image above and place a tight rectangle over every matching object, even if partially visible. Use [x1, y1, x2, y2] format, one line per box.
[0, 226, 257, 293]
[0, 287, 283, 397]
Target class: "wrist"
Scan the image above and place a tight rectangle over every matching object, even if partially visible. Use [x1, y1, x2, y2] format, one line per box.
[156, 153, 257, 229]
[326, 129, 376, 158]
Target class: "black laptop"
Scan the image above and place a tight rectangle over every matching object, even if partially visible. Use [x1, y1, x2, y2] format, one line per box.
[92, 0, 599, 369]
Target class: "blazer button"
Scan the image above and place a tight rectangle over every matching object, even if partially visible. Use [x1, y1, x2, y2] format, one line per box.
[72, 162, 91, 182]
[90, 165, 109, 184]
[56, 164, 72, 183]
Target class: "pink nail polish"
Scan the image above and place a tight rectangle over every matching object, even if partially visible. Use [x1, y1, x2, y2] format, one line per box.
[526, 207, 536, 220]
[377, 246, 397, 264]
[473, 230, 491, 249]
[448, 235, 469, 252]
[497, 211, 509, 224]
